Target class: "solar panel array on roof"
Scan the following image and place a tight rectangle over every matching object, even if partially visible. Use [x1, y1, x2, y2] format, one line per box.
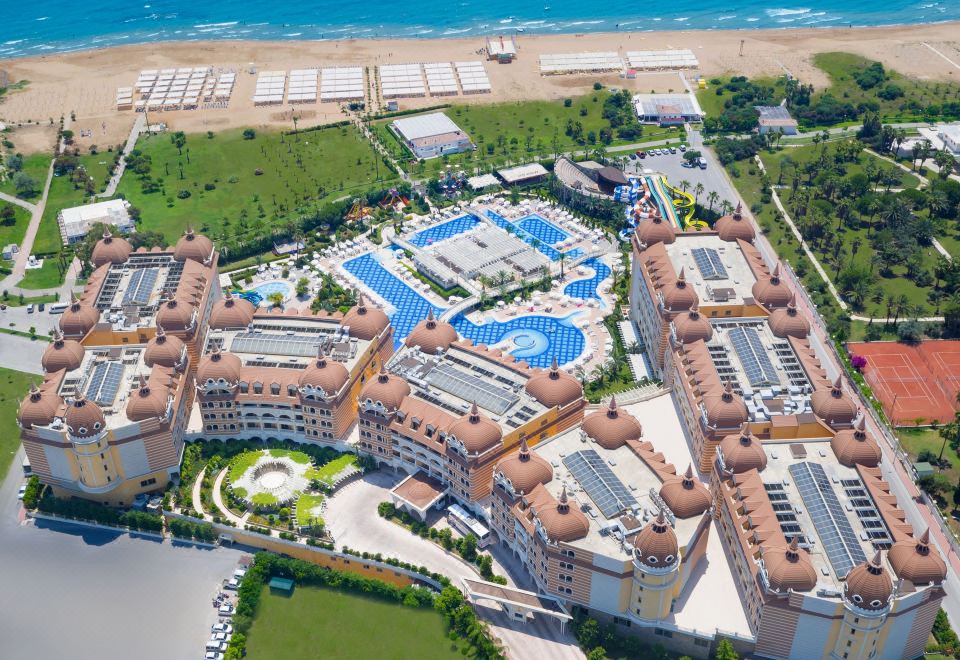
[86, 362, 124, 406]
[691, 247, 728, 280]
[729, 326, 779, 387]
[121, 267, 159, 306]
[563, 449, 638, 518]
[789, 462, 867, 578]
[426, 363, 518, 415]
[231, 332, 321, 357]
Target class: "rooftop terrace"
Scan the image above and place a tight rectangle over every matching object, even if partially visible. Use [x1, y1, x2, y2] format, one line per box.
[663, 234, 758, 306]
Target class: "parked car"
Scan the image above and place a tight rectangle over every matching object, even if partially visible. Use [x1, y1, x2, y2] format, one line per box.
[679, 144, 687, 152]
[669, 146, 677, 154]
[224, 578, 240, 590]
[18, 484, 27, 500]
[37, 303, 45, 312]
[232, 568, 247, 579]
[205, 640, 228, 653]
[204, 653, 224, 660]
[218, 604, 234, 616]
[698, 158, 707, 170]
[211, 623, 234, 634]
[26, 304, 34, 314]
[638, 151, 647, 159]
[210, 632, 231, 643]
[629, 153, 637, 160]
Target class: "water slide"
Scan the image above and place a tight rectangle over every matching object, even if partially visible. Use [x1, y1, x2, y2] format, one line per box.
[644, 175, 683, 229]
[231, 289, 263, 305]
[661, 179, 706, 229]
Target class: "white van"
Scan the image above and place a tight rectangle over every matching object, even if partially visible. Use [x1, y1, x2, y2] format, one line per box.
[205, 641, 228, 653]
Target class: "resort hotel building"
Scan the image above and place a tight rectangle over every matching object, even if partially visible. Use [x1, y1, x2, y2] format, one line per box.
[390, 112, 474, 160]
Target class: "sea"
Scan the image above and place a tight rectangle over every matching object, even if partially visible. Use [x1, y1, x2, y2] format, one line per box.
[3, 0, 957, 60]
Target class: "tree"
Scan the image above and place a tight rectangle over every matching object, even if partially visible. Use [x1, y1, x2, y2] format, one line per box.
[586, 648, 608, 660]
[295, 277, 310, 298]
[575, 618, 602, 650]
[714, 639, 740, 660]
[12, 172, 37, 197]
[693, 183, 705, 205]
[170, 131, 187, 154]
[243, 128, 256, 140]
[682, 150, 702, 164]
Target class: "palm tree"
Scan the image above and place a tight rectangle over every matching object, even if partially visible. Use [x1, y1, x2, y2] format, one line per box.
[693, 183, 705, 206]
[679, 179, 691, 193]
[934, 150, 956, 179]
[706, 190, 719, 213]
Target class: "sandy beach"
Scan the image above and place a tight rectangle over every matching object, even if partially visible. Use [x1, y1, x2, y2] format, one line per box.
[1, 24, 958, 152]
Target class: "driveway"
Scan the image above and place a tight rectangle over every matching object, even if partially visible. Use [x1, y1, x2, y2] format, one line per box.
[0, 304, 60, 336]
[0, 334, 48, 375]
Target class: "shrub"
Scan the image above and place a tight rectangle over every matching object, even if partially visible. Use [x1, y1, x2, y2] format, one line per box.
[243, 129, 256, 140]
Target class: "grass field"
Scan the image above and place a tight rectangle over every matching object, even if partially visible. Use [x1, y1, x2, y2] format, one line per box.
[0, 202, 31, 249]
[17, 258, 66, 290]
[245, 585, 461, 660]
[696, 76, 784, 121]
[295, 493, 325, 528]
[308, 454, 358, 486]
[0, 153, 51, 200]
[34, 153, 112, 256]
[761, 144, 923, 190]
[0, 367, 41, 478]
[117, 126, 398, 245]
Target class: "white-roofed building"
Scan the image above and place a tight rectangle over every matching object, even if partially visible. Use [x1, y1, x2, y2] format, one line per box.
[391, 112, 473, 159]
[633, 94, 705, 125]
[58, 199, 134, 245]
[939, 124, 960, 154]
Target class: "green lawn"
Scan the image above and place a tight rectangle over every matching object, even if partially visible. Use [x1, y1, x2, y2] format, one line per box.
[308, 454, 358, 486]
[0, 202, 31, 249]
[228, 448, 314, 483]
[295, 493, 325, 528]
[17, 258, 66, 289]
[34, 153, 112, 256]
[696, 76, 784, 122]
[760, 144, 923, 190]
[0, 367, 41, 478]
[0, 153, 51, 200]
[117, 125, 398, 245]
[245, 585, 462, 660]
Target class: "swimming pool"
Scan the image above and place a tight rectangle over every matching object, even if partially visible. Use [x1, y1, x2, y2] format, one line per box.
[409, 214, 481, 247]
[517, 214, 569, 246]
[484, 210, 582, 262]
[563, 258, 611, 301]
[253, 280, 294, 303]
[343, 252, 586, 367]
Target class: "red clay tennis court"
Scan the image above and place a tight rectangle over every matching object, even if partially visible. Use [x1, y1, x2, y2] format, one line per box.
[848, 341, 960, 426]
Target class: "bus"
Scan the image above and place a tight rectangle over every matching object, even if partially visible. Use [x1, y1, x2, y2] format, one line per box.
[48, 302, 69, 314]
[447, 503, 492, 548]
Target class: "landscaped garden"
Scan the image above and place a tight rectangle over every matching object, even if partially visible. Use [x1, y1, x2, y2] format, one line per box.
[34, 152, 113, 256]
[226, 449, 315, 510]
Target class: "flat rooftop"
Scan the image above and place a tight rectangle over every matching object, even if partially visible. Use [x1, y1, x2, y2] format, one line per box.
[664, 234, 758, 306]
[420, 222, 549, 281]
[93, 252, 185, 329]
[392, 112, 465, 141]
[633, 94, 704, 117]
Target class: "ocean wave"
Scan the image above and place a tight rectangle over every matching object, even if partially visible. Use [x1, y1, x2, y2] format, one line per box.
[442, 27, 473, 34]
[766, 7, 811, 16]
[283, 32, 303, 36]
[193, 21, 238, 28]
[36, 16, 49, 21]
[563, 20, 603, 26]
[3, 39, 25, 45]
[674, 16, 690, 21]
[499, 18, 513, 24]
[717, 15, 737, 20]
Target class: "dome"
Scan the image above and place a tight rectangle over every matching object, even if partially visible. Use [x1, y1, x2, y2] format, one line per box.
[18, 384, 62, 429]
[143, 326, 186, 370]
[342, 293, 390, 341]
[299, 349, 350, 396]
[524, 357, 583, 408]
[889, 529, 947, 585]
[661, 268, 698, 313]
[831, 417, 882, 468]
[845, 551, 893, 611]
[705, 382, 749, 431]
[763, 537, 817, 593]
[448, 402, 502, 455]
[60, 294, 99, 338]
[768, 296, 810, 339]
[811, 377, 858, 427]
[537, 486, 590, 543]
[126, 375, 169, 422]
[155, 295, 196, 333]
[405, 309, 458, 354]
[64, 394, 106, 438]
[196, 345, 242, 384]
[210, 291, 256, 330]
[659, 465, 712, 518]
[636, 211, 676, 246]
[173, 227, 214, 263]
[361, 367, 410, 411]
[582, 396, 642, 450]
[719, 423, 767, 474]
[752, 263, 792, 309]
[673, 303, 713, 345]
[90, 229, 132, 267]
[496, 437, 553, 495]
[41, 330, 85, 373]
[633, 509, 680, 568]
[714, 202, 756, 243]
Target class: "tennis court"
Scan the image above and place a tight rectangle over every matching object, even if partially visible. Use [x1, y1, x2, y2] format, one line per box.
[848, 341, 960, 426]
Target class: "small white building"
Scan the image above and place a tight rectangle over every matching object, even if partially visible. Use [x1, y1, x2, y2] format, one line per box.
[632, 94, 704, 126]
[391, 112, 473, 160]
[939, 124, 960, 154]
[58, 199, 134, 245]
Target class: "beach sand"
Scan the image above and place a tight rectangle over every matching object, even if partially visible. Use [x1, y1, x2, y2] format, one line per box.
[1, 24, 959, 152]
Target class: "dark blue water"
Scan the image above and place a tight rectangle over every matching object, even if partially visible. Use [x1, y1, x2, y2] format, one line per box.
[4, 0, 957, 59]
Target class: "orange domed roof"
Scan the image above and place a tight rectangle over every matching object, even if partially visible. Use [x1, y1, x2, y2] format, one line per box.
[714, 203, 756, 243]
[91, 229, 132, 268]
[342, 293, 390, 341]
[210, 291, 256, 330]
[673, 303, 712, 345]
[661, 268, 698, 313]
[18, 383, 62, 429]
[845, 551, 893, 611]
[582, 396, 642, 450]
[448, 402, 502, 455]
[126, 375, 169, 422]
[64, 394, 106, 438]
[299, 349, 350, 396]
[41, 330, 85, 373]
[361, 366, 410, 411]
[60, 294, 99, 338]
[763, 537, 817, 593]
[173, 227, 214, 263]
[633, 509, 679, 568]
[831, 417, 882, 468]
[537, 486, 590, 543]
[660, 465, 712, 518]
[704, 382, 749, 431]
[156, 295, 196, 333]
[143, 326, 186, 370]
[496, 437, 553, 495]
[768, 296, 810, 339]
[197, 345, 242, 384]
[406, 309, 457, 354]
[889, 529, 947, 585]
[812, 377, 858, 427]
[720, 423, 767, 474]
[636, 211, 676, 246]
[525, 357, 583, 408]
[752, 263, 792, 309]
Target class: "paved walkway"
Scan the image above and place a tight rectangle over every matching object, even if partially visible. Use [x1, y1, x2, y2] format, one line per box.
[0, 192, 36, 213]
[97, 114, 145, 198]
[191, 466, 208, 518]
[211, 467, 248, 526]
[0, 159, 56, 292]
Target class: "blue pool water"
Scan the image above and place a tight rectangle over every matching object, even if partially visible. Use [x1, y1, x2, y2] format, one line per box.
[517, 215, 569, 246]
[564, 258, 611, 301]
[409, 215, 481, 247]
[484, 210, 583, 262]
[253, 280, 293, 302]
[343, 252, 586, 367]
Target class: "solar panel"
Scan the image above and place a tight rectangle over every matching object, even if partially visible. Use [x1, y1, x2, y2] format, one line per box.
[427, 363, 518, 416]
[230, 332, 322, 357]
[120, 268, 160, 306]
[121, 269, 144, 305]
[789, 462, 866, 577]
[691, 247, 728, 280]
[729, 326, 779, 387]
[86, 362, 124, 406]
[563, 450, 638, 518]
